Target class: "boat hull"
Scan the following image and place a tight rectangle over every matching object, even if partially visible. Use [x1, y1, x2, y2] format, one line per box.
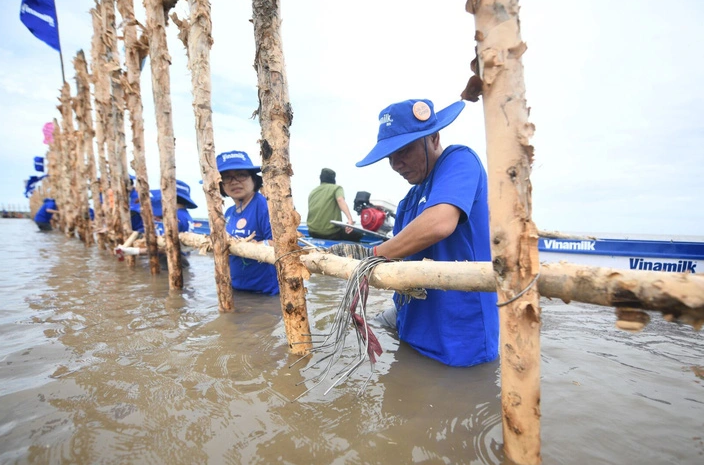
[538, 237, 703, 274]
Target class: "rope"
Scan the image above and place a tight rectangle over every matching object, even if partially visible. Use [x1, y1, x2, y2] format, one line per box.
[496, 273, 540, 307]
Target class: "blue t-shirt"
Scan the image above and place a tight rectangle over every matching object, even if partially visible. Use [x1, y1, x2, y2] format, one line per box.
[225, 193, 279, 295]
[34, 199, 57, 223]
[392, 145, 498, 367]
[131, 212, 144, 233]
[177, 208, 194, 233]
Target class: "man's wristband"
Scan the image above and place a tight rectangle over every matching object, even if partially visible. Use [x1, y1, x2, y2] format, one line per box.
[372, 246, 378, 256]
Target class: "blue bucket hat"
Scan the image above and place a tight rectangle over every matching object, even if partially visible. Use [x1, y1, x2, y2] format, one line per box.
[216, 150, 261, 173]
[176, 179, 198, 209]
[356, 99, 465, 167]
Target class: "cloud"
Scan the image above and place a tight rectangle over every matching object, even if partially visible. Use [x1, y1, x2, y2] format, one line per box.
[1, 0, 702, 237]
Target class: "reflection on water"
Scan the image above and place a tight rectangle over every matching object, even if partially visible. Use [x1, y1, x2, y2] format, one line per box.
[0, 218, 702, 464]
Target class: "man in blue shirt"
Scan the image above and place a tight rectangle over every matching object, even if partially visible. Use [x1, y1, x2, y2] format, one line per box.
[330, 99, 498, 367]
[34, 198, 58, 231]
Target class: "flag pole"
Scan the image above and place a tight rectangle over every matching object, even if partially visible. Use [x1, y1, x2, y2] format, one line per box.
[52, 0, 66, 83]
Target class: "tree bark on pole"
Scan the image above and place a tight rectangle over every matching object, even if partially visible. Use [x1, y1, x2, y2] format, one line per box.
[57, 82, 76, 235]
[174, 233, 704, 328]
[73, 50, 95, 247]
[47, 119, 61, 202]
[91, 3, 113, 249]
[75, 50, 101, 248]
[117, 0, 161, 274]
[467, 1, 541, 463]
[144, 0, 183, 289]
[103, 0, 131, 253]
[251, 0, 312, 354]
[172, 0, 235, 312]
[49, 116, 65, 230]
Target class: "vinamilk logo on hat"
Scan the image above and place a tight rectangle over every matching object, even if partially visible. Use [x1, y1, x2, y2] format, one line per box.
[216, 150, 261, 173]
[356, 99, 465, 167]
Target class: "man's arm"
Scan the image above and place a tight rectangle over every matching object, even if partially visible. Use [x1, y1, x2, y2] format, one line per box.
[375, 203, 460, 259]
[336, 196, 355, 225]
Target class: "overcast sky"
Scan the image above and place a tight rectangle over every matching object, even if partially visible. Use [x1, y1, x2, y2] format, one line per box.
[1, 1, 702, 237]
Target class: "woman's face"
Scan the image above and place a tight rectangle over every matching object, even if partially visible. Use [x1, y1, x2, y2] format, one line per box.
[221, 170, 255, 202]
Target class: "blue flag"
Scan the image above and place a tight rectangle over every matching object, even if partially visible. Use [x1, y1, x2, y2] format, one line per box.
[34, 156, 45, 172]
[24, 174, 48, 198]
[20, 0, 61, 52]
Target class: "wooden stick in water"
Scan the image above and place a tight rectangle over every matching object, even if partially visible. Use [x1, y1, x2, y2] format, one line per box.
[172, 0, 236, 313]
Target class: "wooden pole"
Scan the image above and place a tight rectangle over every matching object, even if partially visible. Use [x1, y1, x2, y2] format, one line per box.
[72, 50, 95, 246]
[172, 0, 235, 312]
[91, 3, 113, 249]
[74, 50, 101, 248]
[468, 1, 541, 463]
[117, 0, 161, 274]
[252, 0, 312, 355]
[174, 232, 704, 328]
[47, 119, 61, 202]
[103, 0, 131, 253]
[57, 82, 76, 235]
[144, 0, 183, 289]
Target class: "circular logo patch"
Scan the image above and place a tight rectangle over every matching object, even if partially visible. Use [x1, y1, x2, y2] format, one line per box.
[236, 218, 247, 229]
[412, 101, 431, 121]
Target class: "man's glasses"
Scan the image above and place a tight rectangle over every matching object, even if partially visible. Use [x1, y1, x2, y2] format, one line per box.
[221, 172, 250, 183]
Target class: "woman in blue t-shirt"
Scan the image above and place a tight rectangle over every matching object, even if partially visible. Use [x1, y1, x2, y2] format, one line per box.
[216, 150, 279, 295]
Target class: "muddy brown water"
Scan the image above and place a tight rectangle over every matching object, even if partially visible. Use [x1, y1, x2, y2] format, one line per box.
[0, 218, 702, 464]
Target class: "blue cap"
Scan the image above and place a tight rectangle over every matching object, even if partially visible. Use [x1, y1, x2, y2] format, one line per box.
[356, 99, 465, 167]
[176, 179, 198, 209]
[216, 150, 261, 173]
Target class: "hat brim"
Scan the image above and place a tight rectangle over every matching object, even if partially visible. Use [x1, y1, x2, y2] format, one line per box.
[356, 100, 466, 167]
[177, 195, 198, 210]
[218, 161, 261, 173]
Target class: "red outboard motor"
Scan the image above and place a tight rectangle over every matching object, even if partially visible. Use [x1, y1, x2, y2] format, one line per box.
[353, 191, 395, 235]
[361, 208, 387, 232]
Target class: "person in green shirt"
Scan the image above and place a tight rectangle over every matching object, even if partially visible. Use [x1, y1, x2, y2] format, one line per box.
[306, 168, 362, 241]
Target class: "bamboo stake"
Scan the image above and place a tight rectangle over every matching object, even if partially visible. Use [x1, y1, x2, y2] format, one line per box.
[91, 3, 113, 249]
[74, 50, 101, 248]
[117, 0, 161, 274]
[468, 2, 541, 462]
[172, 0, 235, 312]
[252, 0, 312, 354]
[144, 0, 183, 289]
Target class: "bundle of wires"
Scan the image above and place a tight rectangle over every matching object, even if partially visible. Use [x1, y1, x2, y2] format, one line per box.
[293, 255, 388, 400]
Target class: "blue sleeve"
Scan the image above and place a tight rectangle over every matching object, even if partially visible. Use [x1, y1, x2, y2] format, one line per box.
[425, 146, 483, 224]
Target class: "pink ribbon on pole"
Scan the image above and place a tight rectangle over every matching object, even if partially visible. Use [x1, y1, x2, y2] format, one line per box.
[42, 122, 54, 145]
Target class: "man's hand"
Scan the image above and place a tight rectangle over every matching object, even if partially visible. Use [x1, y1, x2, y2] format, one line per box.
[327, 243, 375, 260]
